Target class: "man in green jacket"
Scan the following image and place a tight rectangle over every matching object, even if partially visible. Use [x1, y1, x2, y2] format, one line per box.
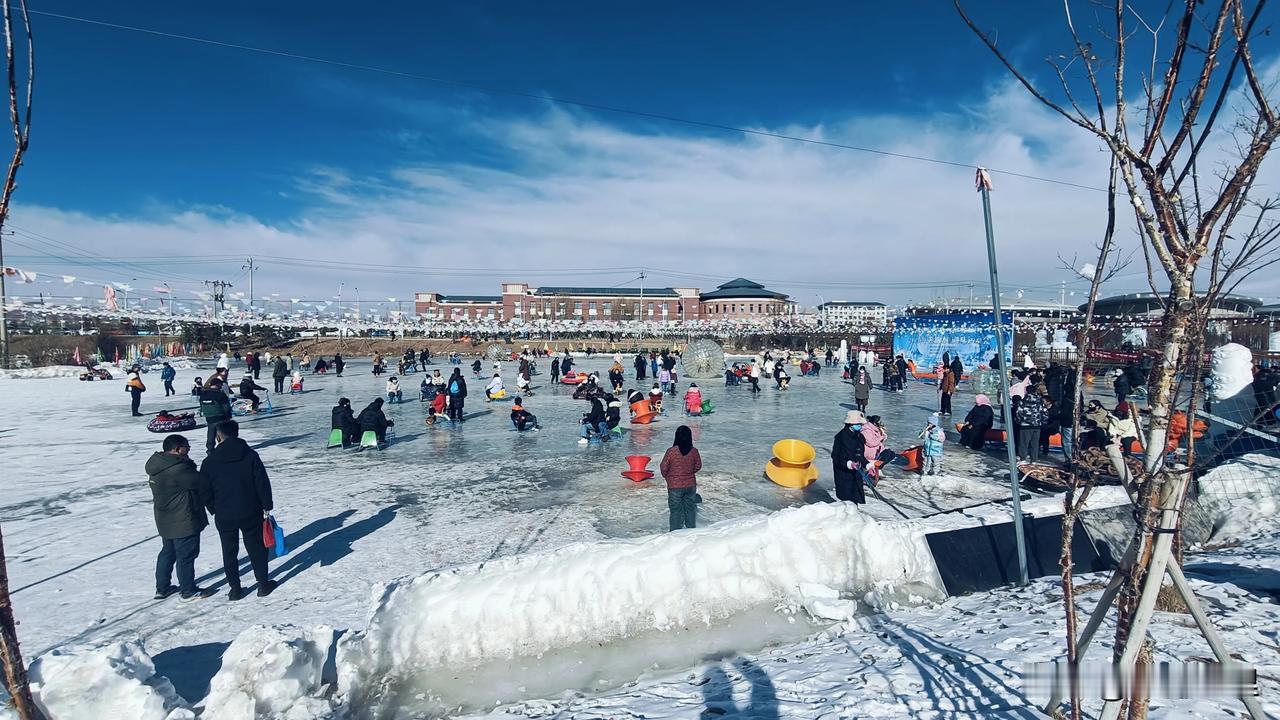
[199, 378, 233, 453]
[147, 434, 215, 600]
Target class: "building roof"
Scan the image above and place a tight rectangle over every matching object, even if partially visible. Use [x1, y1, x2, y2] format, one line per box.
[819, 301, 887, 308]
[533, 286, 680, 298]
[1082, 292, 1264, 315]
[438, 295, 502, 304]
[699, 278, 788, 301]
[1258, 303, 1280, 316]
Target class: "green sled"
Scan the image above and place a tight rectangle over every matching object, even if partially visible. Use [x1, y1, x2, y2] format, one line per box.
[327, 428, 344, 448]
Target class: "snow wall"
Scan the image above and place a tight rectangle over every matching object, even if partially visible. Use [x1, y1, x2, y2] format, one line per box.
[336, 502, 942, 714]
[892, 312, 1012, 370]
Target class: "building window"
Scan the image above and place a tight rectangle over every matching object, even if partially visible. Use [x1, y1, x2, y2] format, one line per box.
[603, 302, 612, 315]
[647, 302, 654, 317]
[588, 301, 597, 316]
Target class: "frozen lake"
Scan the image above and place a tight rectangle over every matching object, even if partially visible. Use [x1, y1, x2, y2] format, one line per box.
[0, 353, 1018, 702]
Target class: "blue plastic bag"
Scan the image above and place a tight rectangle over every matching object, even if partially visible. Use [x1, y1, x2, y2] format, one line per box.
[268, 515, 288, 558]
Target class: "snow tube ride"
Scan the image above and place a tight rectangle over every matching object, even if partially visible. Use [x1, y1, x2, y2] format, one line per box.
[561, 372, 587, 385]
[147, 412, 198, 433]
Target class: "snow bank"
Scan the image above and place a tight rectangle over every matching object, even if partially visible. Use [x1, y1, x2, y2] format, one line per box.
[337, 502, 941, 710]
[202, 625, 335, 720]
[28, 640, 192, 720]
[1198, 454, 1280, 542]
[0, 365, 85, 379]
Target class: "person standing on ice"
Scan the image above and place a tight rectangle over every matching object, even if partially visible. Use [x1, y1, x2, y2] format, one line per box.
[660, 425, 702, 531]
[634, 352, 647, 380]
[148, 434, 215, 601]
[938, 366, 957, 416]
[550, 356, 561, 384]
[160, 362, 177, 397]
[894, 354, 909, 392]
[201, 420, 276, 600]
[333, 353, 345, 377]
[271, 355, 289, 394]
[199, 378, 233, 453]
[918, 413, 947, 476]
[127, 368, 147, 416]
[852, 366, 873, 412]
[447, 368, 468, 423]
[831, 410, 869, 504]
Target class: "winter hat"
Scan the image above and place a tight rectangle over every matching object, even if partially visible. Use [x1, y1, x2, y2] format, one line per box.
[975, 394, 990, 406]
[844, 410, 867, 425]
[929, 412, 941, 424]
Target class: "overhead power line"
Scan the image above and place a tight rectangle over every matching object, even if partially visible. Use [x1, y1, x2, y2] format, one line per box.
[32, 8, 1107, 194]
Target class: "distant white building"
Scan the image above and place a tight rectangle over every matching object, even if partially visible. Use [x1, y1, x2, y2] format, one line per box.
[818, 301, 888, 327]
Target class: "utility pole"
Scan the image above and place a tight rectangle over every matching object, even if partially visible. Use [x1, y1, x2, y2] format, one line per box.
[637, 269, 646, 343]
[976, 168, 1029, 586]
[204, 280, 231, 320]
[241, 257, 256, 331]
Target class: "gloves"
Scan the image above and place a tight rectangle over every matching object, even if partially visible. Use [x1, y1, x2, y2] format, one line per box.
[847, 460, 855, 470]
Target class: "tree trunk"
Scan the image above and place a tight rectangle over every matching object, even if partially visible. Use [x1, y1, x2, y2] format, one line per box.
[0, 525, 41, 720]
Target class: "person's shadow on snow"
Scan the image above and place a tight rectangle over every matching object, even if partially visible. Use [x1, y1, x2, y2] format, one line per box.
[269, 505, 400, 587]
[699, 656, 778, 719]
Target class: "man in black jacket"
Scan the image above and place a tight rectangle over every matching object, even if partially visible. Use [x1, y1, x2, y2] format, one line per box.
[271, 356, 289, 394]
[199, 378, 233, 453]
[357, 398, 394, 444]
[331, 397, 360, 446]
[201, 420, 276, 600]
[831, 410, 868, 504]
[147, 434, 215, 600]
[447, 368, 468, 423]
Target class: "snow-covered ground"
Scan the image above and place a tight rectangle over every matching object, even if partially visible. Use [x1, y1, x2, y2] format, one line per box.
[2, 356, 1276, 718]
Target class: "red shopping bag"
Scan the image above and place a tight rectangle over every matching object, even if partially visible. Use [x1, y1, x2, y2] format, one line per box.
[262, 517, 276, 548]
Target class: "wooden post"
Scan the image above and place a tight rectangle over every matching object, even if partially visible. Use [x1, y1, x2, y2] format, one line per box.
[0, 526, 42, 719]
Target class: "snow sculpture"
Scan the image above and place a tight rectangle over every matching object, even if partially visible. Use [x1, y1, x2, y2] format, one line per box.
[1208, 343, 1253, 401]
[1034, 327, 1050, 348]
[483, 343, 507, 362]
[1051, 327, 1074, 350]
[681, 339, 725, 379]
[837, 339, 849, 365]
[1122, 328, 1148, 347]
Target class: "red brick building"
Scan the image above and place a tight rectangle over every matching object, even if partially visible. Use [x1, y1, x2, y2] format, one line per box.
[415, 279, 789, 322]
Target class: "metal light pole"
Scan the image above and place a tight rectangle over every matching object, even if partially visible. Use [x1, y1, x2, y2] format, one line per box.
[976, 167, 1029, 586]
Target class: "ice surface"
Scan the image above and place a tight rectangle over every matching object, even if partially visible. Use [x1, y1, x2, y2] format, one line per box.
[28, 639, 191, 720]
[336, 502, 942, 716]
[5, 352, 1278, 718]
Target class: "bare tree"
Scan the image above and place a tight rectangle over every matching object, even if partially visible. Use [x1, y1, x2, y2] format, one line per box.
[955, 1, 1278, 718]
[0, 1, 37, 718]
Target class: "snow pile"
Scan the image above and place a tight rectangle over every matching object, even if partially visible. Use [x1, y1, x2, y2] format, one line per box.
[0, 365, 85, 379]
[1208, 342, 1253, 400]
[796, 582, 859, 621]
[1198, 454, 1280, 543]
[1199, 453, 1280, 499]
[202, 625, 335, 720]
[28, 640, 192, 720]
[337, 502, 941, 711]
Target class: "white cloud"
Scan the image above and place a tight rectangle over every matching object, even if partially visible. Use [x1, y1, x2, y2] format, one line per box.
[10, 79, 1280, 308]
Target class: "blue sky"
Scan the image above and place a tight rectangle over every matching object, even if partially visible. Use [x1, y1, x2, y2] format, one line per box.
[8, 2, 1278, 312]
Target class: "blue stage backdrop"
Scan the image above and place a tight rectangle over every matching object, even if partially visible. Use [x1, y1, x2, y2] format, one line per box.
[892, 312, 1013, 371]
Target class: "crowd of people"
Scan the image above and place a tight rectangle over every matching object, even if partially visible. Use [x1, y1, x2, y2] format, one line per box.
[132, 333, 1280, 610]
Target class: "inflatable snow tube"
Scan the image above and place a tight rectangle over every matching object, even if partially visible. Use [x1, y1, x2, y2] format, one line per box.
[561, 372, 587, 385]
[147, 413, 198, 433]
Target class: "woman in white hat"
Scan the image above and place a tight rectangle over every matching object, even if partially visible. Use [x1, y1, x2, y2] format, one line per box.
[831, 410, 868, 504]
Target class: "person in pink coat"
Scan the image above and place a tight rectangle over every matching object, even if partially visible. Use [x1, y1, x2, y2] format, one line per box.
[861, 415, 888, 480]
[683, 383, 703, 416]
